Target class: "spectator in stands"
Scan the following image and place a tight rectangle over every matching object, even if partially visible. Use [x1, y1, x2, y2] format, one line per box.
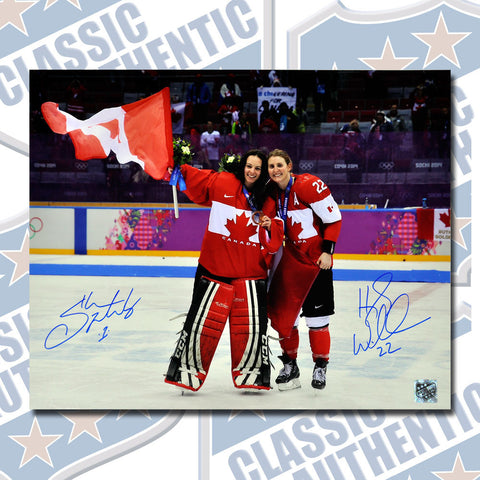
[105, 152, 122, 201]
[190, 126, 201, 151]
[219, 73, 243, 110]
[387, 104, 406, 133]
[293, 100, 309, 159]
[258, 100, 280, 153]
[293, 100, 308, 134]
[430, 106, 450, 160]
[231, 111, 254, 149]
[278, 101, 298, 153]
[190, 127, 212, 169]
[257, 105, 279, 152]
[278, 102, 298, 134]
[313, 71, 337, 123]
[423, 76, 438, 100]
[218, 103, 239, 136]
[367, 110, 394, 171]
[410, 84, 430, 158]
[258, 114, 279, 134]
[259, 99, 274, 126]
[339, 119, 366, 182]
[313, 75, 326, 123]
[66, 78, 87, 119]
[387, 104, 407, 163]
[369, 110, 393, 135]
[439, 107, 450, 160]
[200, 121, 221, 168]
[186, 74, 212, 125]
[250, 70, 268, 88]
[268, 70, 282, 87]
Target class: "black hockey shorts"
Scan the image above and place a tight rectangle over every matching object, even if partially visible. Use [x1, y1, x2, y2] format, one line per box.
[301, 267, 335, 318]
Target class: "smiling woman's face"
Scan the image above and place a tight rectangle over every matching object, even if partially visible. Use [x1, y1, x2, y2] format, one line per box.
[268, 155, 292, 190]
[243, 155, 263, 189]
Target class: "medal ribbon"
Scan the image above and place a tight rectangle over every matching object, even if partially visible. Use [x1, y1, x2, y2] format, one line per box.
[277, 176, 293, 229]
[242, 185, 257, 212]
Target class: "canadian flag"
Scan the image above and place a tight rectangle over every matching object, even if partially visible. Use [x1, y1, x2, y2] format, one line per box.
[41, 88, 173, 180]
[171, 102, 186, 135]
[416, 208, 451, 241]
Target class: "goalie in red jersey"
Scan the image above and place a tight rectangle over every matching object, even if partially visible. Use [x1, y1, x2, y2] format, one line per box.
[267, 149, 342, 391]
[165, 150, 284, 392]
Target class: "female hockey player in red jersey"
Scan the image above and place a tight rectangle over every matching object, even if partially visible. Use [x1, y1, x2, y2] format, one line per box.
[267, 149, 342, 391]
[165, 149, 284, 392]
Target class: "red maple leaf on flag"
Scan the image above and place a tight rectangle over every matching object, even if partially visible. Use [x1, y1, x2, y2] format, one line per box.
[439, 211, 451, 227]
[225, 212, 258, 241]
[287, 216, 304, 240]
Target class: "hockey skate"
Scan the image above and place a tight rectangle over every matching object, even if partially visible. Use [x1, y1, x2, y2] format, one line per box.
[275, 354, 301, 391]
[311, 358, 328, 389]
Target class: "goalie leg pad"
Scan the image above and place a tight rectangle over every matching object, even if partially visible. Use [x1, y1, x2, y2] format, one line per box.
[165, 276, 234, 391]
[229, 279, 271, 390]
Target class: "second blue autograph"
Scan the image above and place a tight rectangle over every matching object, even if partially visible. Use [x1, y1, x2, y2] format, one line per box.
[44, 288, 141, 350]
[353, 272, 431, 357]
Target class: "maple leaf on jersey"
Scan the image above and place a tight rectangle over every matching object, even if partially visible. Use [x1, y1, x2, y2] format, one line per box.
[225, 212, 258, 241]
[287, 216, 304, 239]
[439, 211, 451, 227]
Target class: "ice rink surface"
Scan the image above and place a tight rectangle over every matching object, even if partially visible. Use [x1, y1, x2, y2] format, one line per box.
[29, 255, 450, 411]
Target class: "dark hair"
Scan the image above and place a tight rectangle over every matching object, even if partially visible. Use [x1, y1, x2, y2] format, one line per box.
[233, 149, 269, 209]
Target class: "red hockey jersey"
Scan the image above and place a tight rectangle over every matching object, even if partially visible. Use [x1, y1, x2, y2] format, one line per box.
[180, 164, 284, 279]
[278, 173, 342, 262]
[268, 173, 342, 337]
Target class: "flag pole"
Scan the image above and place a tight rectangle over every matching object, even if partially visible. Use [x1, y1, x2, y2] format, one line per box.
[172, 184, 179, 218]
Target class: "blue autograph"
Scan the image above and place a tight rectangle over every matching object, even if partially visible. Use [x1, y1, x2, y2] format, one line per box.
[44, 289, 141, 349]
[353, 272, 430, 357]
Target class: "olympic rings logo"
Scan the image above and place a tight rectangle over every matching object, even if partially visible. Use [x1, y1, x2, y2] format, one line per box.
[29, 217, 44, 239]
[379, 161, 395, 171]
[75, 161, 88, 170]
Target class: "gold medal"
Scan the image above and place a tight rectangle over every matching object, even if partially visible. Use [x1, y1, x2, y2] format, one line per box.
[251, 211, 263, 224]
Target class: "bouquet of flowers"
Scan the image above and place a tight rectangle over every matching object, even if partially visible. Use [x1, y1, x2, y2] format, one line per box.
[170, 137, 193, 219]
[218, 152, 241, 173]
[172, 137, 194, 166]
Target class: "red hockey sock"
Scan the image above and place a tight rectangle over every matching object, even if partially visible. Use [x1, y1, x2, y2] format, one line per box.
[309, 326, 330, 362]
[280, 327, 299, 359]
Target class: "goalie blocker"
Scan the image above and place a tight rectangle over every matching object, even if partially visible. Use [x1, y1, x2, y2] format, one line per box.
[165, 276, 271, 391]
